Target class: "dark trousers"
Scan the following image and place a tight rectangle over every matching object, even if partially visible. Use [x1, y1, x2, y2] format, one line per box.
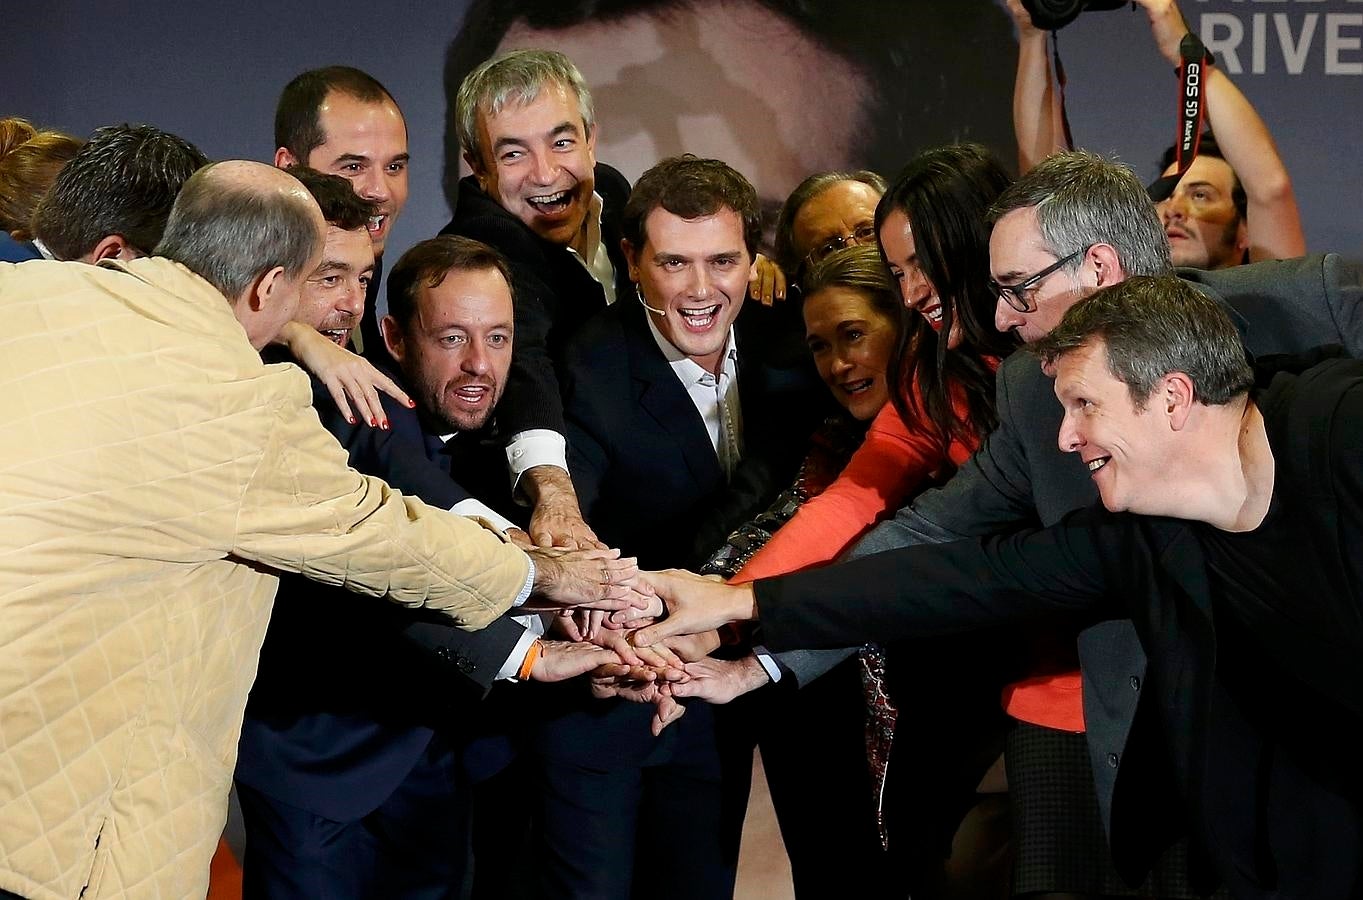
[531, 697, 750, 900]
[757, 657, 898, 897]
[238, 736, 472, 900]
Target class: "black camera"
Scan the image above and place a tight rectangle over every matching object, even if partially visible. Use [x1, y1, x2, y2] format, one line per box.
[1022, 0, 1129, 31]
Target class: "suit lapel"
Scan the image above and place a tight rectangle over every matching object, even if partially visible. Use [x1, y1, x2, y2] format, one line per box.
[379, 386, 455, 476]
[598, 167, 636, 304]
[621, 302, 723, 487]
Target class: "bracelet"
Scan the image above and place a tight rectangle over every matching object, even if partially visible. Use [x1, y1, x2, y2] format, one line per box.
[517, 638, 544, 680]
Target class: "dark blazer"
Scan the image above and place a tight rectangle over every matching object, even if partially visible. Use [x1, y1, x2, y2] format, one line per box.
[440, 164, 635, 438]
[531, 295, 820, 770]
[757, 356, 1363, 899]
[564, 295, 822, 571]
[526, 292, 825, 900]
[843, 253, 1363, 882]
[355, 253, 390, 366]
[235, 373, 528, 821]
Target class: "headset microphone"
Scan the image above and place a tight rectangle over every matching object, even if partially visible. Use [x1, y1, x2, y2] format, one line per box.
[636, 285, 667, 317]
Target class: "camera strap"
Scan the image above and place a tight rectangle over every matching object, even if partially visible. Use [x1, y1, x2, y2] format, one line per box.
[1051, 30, 1076, 152]
[1148, 32, 1211, 202]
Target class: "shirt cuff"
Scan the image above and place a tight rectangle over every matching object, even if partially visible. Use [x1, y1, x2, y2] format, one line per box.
[751, 646, 783, 684]
[511, 612, 549, 635]
[506, 429, 568, 487]
[496, 626, 541, 681]
[514, 555, 534, 608]
[451, 498, 519, 535]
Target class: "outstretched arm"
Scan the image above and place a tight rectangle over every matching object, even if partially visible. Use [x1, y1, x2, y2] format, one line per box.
[633, 513, 1112, 650]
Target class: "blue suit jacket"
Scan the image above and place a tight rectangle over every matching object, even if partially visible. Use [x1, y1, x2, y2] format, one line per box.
[565, 297, 825, 571]
[235, 370, 529, 821]
[0, 233, 41, 263]
[534, 296, 824, 765]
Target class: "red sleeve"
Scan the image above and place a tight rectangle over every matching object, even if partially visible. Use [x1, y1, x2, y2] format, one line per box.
[732, 402, 946, 583]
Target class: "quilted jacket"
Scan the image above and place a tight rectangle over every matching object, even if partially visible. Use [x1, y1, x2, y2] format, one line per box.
[0, 258, 530, 899]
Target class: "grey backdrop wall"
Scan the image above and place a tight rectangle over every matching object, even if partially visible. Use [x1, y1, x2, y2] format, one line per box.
[9, 1, 1361, 264]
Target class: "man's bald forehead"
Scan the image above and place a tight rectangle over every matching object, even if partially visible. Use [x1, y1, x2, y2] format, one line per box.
[207, 160, 320, 206]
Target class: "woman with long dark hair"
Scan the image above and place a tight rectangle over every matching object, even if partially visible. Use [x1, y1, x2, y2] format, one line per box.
[733, 143, 1016, 580]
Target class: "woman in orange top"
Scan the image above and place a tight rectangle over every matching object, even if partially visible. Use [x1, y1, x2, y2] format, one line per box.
[735, 144, 1017, 582]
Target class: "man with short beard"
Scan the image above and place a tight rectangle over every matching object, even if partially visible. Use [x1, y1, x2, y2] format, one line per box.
[236, 227, 628, 899]
[0, 160, 639, 900]
[1008, 0, 1304, 272]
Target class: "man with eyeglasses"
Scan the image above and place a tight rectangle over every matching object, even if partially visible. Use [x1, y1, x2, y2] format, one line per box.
[988, 244, 1088, 335]
[806, 223, 879, 271]
[846, 149, 1361, 895]
[671, 149, 1363, 894]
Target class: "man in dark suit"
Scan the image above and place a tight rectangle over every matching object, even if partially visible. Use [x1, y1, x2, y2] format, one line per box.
[234, 201, 623, 897]
[526, 155, 817, 900]
[642, 275, 1363, 899]
[440, 50, 792, 554]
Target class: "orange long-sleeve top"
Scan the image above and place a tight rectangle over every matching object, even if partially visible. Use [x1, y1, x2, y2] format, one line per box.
[733, 369, 986, 585]
[732, 357, 1085, 734]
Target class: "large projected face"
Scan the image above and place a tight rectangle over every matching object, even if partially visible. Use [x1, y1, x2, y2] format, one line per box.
[494, 0, 873, 236]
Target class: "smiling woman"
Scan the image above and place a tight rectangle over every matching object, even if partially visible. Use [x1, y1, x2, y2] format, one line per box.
[801, 247, 902, 422]
[730, 145, 1017, 584]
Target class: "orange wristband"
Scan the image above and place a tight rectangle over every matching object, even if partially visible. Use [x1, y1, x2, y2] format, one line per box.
[517, 638, 544, 680]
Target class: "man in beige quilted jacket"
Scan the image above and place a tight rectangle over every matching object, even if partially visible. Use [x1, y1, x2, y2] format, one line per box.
[0, 160, 645, 900]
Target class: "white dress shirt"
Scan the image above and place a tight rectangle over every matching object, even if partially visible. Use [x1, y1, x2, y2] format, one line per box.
[439, 433, 546, 679]
[643, 312, 743, 468]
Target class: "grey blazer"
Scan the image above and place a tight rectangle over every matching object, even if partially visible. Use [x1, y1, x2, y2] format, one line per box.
[773, 253, 1363, 864]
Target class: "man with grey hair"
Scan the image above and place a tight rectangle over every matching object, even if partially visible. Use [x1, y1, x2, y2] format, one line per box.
[441, 48, 635, 551]
[442, 49, 792, 553]
[638, 274, 1363, 899]
[674, 150, 1363, 894]
[0, 159, 644, 900]
[156, 161, 331, 348]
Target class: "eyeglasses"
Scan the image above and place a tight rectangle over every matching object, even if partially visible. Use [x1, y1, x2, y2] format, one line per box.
[988, 245, 1091, 313]
[805, 223, 878, 269]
